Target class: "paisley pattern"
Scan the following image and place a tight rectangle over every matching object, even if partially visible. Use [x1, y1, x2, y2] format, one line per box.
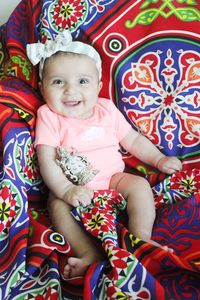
[0, 0, 200, 299]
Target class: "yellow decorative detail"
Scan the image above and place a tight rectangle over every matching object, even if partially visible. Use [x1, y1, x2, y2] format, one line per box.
[15, 108, 29, 119]
[88, 214, 105, 230]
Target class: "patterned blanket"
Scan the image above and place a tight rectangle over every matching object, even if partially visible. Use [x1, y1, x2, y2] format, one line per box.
[0, 0, 200, 299]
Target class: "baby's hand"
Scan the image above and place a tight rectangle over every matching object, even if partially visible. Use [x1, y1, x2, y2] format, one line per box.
[63, 185, 94, 207]
[157, 156, 182, 174]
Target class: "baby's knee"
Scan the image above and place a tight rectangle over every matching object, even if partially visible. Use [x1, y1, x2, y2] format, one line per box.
[126, 176, 153, 199]
[131, 175, 150, 189]
[117, 174, 152, 199]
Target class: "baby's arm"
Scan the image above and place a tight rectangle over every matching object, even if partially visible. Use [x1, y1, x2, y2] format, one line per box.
[37, 145, 93, 207]
[120, 129, 182, 174]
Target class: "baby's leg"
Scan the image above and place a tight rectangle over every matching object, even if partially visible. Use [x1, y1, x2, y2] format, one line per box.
[110, 173, 172, 251]
[48, 193, 104, 278]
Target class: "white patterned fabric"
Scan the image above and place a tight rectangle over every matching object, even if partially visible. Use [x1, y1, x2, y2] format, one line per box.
[26, 30, 102, 79]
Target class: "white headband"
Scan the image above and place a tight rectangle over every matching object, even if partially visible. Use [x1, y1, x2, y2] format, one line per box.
[26, 30, 102, 80]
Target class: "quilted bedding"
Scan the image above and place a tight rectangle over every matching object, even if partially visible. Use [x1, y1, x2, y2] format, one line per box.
[0, 0, 200, 299]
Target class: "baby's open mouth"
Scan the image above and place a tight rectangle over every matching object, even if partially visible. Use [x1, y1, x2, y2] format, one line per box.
[63, 101, 81, 107]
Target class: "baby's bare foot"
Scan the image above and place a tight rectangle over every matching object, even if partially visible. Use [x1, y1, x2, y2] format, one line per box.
[133, 231, 174, 253]
[147, 239, 174, 253]
[160, 244, 174, 253]
[133, 230, 174, 253]
[63, 257, 89, 278]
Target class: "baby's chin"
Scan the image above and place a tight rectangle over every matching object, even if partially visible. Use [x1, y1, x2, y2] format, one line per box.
[64, 110, 94, 119]
[50, 106, 94, 119]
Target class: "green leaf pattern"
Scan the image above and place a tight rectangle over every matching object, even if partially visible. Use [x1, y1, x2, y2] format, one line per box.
[125, 0, 200, 28]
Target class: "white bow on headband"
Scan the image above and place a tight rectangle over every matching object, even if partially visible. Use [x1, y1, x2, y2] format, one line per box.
[26, 30, 102, 79]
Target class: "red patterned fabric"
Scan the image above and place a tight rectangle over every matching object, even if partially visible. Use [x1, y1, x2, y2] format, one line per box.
[0, 0, 200, 299]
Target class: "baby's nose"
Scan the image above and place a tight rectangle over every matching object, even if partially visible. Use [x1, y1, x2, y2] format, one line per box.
[64, 84, 75, 93]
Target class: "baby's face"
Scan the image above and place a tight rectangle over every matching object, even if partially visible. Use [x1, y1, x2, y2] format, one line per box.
[40, 53, 102, 119]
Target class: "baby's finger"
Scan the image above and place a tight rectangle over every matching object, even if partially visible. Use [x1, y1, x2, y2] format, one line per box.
[86, 189, 94, 199]
[80, 193, 93, 207]
[176, 162, 182, 171]
[81, 199, 92, 207]
[169, 164, 181, 172]
[171, 158, 182, 170]
[169, 166, 182, 174]
[78, 199, 89, 207]
[166, 169, 176, 174]
[162, 166, 177, 174]
[71, 198, 81, 207]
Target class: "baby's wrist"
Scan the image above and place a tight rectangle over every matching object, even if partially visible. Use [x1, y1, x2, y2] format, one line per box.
[155, 155, 166, 169]
[63, 183, 74, 197]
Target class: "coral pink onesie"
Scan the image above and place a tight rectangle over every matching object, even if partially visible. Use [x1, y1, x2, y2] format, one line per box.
[35, 98, 132, 190]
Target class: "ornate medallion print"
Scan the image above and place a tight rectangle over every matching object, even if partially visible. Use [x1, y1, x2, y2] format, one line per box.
[49, 0, 88, 32]
[113, 38, 200, 155]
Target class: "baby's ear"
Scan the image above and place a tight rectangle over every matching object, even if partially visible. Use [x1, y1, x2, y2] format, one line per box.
[99, 81, 103, 91]
[38, 81, 43, 95]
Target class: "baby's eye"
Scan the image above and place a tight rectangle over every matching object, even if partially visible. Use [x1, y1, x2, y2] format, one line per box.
[52, 79, 64, 86]
[79, 78, 89, 84]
